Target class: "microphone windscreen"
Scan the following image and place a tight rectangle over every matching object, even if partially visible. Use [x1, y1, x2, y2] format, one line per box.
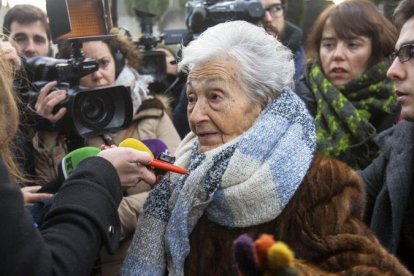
[119, 138, 154, 158]
[61, 146, 101, 179]
[141, 139, 169, 158]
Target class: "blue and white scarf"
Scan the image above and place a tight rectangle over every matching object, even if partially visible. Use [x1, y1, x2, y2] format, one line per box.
[123, 90, 316, 275]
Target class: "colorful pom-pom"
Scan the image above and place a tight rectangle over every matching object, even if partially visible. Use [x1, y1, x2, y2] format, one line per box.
[267, 242, 295, 270]
[254, 234, 276, 270]
[234, 234, 256, 274]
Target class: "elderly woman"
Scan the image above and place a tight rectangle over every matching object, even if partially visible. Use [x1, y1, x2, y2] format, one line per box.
[296, 0, 399, 169]
[122, 21, 410, 275]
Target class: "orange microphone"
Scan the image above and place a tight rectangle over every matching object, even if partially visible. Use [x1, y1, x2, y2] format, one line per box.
[119, 138, 188, 175]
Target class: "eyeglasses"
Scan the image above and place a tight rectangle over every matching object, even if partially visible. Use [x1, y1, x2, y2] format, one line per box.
[264, 4, 284, 18]
[390, 43, 414, 63]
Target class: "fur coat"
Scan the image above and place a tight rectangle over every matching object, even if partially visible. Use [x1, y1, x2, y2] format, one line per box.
[184, 155, 410, 275]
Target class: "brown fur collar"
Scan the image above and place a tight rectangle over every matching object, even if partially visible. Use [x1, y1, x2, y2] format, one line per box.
[185, 155, 411, 275]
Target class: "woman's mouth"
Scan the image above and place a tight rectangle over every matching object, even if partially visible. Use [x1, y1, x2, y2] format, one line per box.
[331, 67, 347, 75]
[198, 132, 218, 139]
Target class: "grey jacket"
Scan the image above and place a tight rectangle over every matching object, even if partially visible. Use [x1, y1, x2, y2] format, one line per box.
[361, 120, 414, 253]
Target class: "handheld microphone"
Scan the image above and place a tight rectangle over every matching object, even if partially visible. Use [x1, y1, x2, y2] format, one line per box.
[141, 138, 176, 164]
[60, 146, 101, 179]
[119, 138, 154, 157]
[38, 146, 101, 194]
[141, 139, 169, 158]
[119, 138, 188, 175]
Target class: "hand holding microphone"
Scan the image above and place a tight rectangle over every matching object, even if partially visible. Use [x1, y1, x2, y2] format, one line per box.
[58, 146, 156, 189]
[97, 147, 156, 188]
[118, 138, 188, 175]
[57, 138, 185, 190]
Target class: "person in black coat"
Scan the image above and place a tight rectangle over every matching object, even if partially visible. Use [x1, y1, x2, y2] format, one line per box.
[0, 151, 153, 276]
[0, 47, 156, 275]
[361, 0, 414, 272]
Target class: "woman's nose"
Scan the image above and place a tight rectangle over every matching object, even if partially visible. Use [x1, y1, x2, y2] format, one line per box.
[92, 68, 103, 81]
[188, 100, 208, 125]
[332, 44, 346, 60]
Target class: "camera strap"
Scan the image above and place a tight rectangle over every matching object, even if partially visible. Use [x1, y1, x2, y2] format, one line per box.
[122, 121, 139, 141]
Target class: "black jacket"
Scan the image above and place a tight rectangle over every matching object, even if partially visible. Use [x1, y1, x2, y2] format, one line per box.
[361, 120, 414, 272]
[280, 20, 303, 54]
[0, 156, 122, 276]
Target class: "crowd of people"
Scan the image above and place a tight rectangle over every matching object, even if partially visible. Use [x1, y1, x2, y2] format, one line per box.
[0, 0, 413, 275]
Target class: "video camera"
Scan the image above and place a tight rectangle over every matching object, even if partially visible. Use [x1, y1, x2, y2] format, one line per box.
[134, 9, 167, 85]
[185, 0, 265, 36]
[18, 0, 133, 139]
[133, 0, 264, 93]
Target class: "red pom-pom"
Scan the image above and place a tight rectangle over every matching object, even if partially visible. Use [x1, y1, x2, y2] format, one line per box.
[253, 234, 276, 271]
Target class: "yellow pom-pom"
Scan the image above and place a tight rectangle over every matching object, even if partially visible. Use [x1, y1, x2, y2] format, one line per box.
[267, 242, 295, 270]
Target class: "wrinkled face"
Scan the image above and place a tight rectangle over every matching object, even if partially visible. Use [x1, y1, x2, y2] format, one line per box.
[260, 0, 285, 37]
[319, 19, 372, 86]
[10, 20, 50, 57]
[387, 17, 414, 121]
[186, 56, 262, 153]
[80, 41, 116, 88]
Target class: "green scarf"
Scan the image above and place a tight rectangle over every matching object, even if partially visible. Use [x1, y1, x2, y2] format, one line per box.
[306, 61, 397, 169]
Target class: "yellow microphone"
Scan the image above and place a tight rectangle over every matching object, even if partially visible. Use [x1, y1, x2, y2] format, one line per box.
[119, 138, 187, 175]
[119, 138, 154, 158]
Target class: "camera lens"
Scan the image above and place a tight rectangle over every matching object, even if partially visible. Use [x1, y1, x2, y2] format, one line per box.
[78, 93, 114, 129]
[71, 85, 132, 138]
[82, 97, 104, 120]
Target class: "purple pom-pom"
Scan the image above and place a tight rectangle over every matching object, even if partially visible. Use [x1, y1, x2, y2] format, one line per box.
[233, 234, 257, 275]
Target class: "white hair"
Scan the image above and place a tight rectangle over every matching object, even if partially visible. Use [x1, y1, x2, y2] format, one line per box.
[178, 20, 295, 108]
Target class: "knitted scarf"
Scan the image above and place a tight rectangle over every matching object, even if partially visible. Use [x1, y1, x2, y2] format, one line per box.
[306, 61, 397, 169]
[122, 90, 316, 276]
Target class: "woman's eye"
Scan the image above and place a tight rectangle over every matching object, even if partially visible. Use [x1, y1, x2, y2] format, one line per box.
[99, 59, 110, 68]
[348, 42, 359, 48]
[187, 95, 196, 104]
[211, 94, 220, 100]
[209, 91, 223, 101]
[322, 42, 333, 49]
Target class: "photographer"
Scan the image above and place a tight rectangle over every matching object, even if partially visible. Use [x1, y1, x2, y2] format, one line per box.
[0, 47, 157, 275]
[34, 31, 180, 184]
[35, 30, 181, 275]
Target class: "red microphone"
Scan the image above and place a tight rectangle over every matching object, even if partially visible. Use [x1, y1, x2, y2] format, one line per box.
[118, 138, 188, 175]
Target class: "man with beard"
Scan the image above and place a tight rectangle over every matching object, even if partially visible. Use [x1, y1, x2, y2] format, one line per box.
[260, 0, 305, 81]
